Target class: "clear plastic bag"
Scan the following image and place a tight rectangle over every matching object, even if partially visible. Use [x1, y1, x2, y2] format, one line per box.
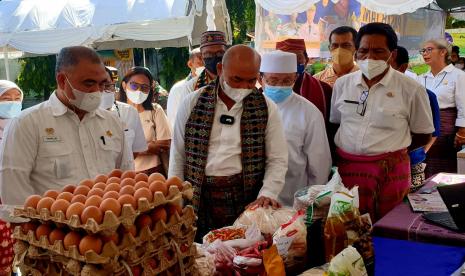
[234, 206, 295, 235]
[205, 239, 236, 273]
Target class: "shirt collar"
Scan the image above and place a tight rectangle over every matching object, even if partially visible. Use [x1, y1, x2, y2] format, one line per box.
[425, 64, 455, 78]
[49, 91, 104, 118]
[355, 66, 394, 88]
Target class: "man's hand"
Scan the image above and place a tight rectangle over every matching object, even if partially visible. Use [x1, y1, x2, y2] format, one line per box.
[455, 128, 465, 148]
[246, 196, 281, 210]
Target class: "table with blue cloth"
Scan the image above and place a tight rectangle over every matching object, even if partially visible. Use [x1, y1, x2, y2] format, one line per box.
[373, 175, 465, 276]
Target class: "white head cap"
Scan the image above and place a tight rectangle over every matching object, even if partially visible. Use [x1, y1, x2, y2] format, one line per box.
[0, 80, 23, 100]
[260, 50, 297, 73]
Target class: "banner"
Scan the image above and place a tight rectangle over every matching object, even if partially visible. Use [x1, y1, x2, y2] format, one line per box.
[98, 49, 135, 82]
[255, 0, 445, 58]
[445, 29, 465, 56]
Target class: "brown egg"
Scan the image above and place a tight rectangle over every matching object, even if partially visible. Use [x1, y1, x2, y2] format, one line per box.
[50, 199, 70, 216]
[108, 169, 123, 178]
[101, 232, 120, 245]
[106, 177, 121, 185]
[87, 188, 105, 198]
[136, 214, 152, 231]
[43, 190, 60, 199]
[66, 202, 85, 221]
[37, 197, 55, 212]
[104, 183, 120, 193]
[100, 198, 121, 217]
[134, 181, 149, 190]
[166, 203, 183, 217]
[102, 191, 119, 200]
[149, 181, 168, 196]
[118, 194, 137, 210]
[81, 206, 103, 224]
[93, 182, 107, 190]
[120, 178, 136, 188]
[62, 185, 76, 194]
[118, 225, 137, 238]
[21, 222, 38, 235]
[56, 192, 73, 202]
[79, 179, 95, 189]
[79, 235, 103, 255]
[151, 206, 168, 224]
[121, 170, 136, 180]
[148, 173, 166, 184]
[84, 195, 103, 208]
[24, 195, 42, 209]
[63, 231, 81, 250]
[94, 174, 108, 184]
[73, 186, 90, 196]
[134, 173, 149, 183]
[71, 194, 87, 204]
[165, 176, 183, 190]
[49, 228, 66, 245]
[35, 224, 52, 241]
[134, 188, 153, 203]
[119, 185, 135, 196]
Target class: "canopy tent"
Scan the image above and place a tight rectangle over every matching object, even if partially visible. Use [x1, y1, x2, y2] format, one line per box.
[0, 0, 231, 79]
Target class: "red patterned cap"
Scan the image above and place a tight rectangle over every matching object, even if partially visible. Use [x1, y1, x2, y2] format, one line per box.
[276, 38, 306, 52]
[200, 31, 227, 49]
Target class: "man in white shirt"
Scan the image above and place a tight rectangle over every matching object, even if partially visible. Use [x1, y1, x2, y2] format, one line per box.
[167, 48, 204, 128]
[330, 23, 434, 222]
[169, 45, 288, 238]
[260, 50, 332, 207]
[167, 31, 227, 129]
[0, 46, 134, 205]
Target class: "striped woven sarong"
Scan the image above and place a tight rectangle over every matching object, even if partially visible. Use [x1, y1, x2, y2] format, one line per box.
[337, 148, 411, 222]
[425, 108, 458, 178]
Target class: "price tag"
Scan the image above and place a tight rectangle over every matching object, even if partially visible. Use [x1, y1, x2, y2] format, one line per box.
[275, 236, 294, 257]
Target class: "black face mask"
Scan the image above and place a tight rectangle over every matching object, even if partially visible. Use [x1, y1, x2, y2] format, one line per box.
[203, 56, 223, 75]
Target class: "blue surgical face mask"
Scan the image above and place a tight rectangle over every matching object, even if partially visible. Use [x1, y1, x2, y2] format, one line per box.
[297, 64, 306, 74]
[264, 85, 293, 103]
[0, 101, 22, 119]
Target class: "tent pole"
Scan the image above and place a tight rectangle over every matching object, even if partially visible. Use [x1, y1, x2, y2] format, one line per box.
[143, 48, 146, 67]
[3, 47, 10, 81]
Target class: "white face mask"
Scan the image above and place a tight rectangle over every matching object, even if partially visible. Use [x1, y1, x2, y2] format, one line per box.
[221, 79, 253, 103]
[194, 66, 205, 77]
[100, 92, 115, 110]
[126, 89, 149, 104]
[65, 77, 102, 112]
[357, 54, 391, 80]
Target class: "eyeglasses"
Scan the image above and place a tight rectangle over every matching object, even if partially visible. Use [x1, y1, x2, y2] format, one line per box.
[103, 83, 117, 93]
[128, 81, 150, 93]
[356, 90, 369, 116]
[419, 47, 438, 55]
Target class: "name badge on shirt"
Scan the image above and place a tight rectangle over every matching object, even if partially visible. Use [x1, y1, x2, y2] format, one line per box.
[42, 127, 61, 143]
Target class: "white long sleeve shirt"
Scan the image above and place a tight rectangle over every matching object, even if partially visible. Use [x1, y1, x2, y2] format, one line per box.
[169, 88, 288, 201]
[111, 101, 147, 153]
[418, 64, 465, 127]
[273, 93, 332, 207]
[0, 92, 134, 206]
[167, 76, 199, 129]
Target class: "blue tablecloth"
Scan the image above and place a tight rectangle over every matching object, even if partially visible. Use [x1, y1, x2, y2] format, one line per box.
[374, 237, 465, 276]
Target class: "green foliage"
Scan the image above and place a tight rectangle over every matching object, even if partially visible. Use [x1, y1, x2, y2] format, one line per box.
[226, 0, 256, 44]
[446, 15, 465, 29]
[16, 55, 56, 100]
[158, 47, 190, 91]
[411, 64, 430, 75]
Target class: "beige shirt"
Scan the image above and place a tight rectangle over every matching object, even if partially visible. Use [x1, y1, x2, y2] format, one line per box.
[313, 64, 359, 87]
[134, 104, 172, 172]
[0, 92, 134, 206]
[330, 67, 434, 155]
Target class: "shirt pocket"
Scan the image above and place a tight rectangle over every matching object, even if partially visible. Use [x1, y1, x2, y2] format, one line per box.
[372, 107, 406, 130]
[37, 143, 73, 179]
[124, 129, 136, 152]
[97, 137, 121, 172]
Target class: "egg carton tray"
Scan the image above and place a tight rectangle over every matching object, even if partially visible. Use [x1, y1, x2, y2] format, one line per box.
[13, 206, 197, 264]
[14, 182, 194, 234]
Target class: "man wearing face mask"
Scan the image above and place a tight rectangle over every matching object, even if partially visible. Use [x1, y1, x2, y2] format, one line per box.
[330, 23, 434, 222]
[0, 46, 134, 206]
[260, 50, 331, 206]
[276, 38, 333, 123]
[169, 45, 288, 239]
[314, 26, 358, 87]
[100, 66, 147, 156]
[167, 48, 204, 128]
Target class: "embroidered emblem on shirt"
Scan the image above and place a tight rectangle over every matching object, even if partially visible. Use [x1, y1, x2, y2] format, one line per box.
[106, 130, 113, 137]
[386, 92, 394, 98]
[443, 80, 448, 85]
[45, 128, 55, 135]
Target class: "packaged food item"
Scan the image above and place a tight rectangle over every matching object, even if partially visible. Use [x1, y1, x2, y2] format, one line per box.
[328, 246, 368, 276]
[203, 226, 246, 245]
[272, 210, 307, 269]
[194, 243, 216, 276]
[234, 206, 295, 235]
[205, 239, 237, 274]
[263, 245, 286, 276]
[233, 240, 269, 275]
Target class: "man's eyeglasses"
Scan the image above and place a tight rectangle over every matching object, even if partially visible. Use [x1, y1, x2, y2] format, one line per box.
[419, 47, 438, 55]
[128, 81, 150, 93]
[103, 83, 117, 93]
[357, 90, 369, 116]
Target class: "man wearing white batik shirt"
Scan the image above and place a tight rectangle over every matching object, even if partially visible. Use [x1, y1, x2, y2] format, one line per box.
[0, 46, 134, 206]
[260, 50, 332, 207]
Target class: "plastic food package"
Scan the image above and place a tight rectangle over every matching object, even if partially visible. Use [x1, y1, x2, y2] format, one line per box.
[263, 245, 286, 276]
[224, 223, 264, 249]
[194, 243, 216, 276]
[234, 206, 295, 235]
[328, 246, 368, 276]
[272, 210, 307, 269]
[203, 226, 246, 245]
[233, 240, 269, 275]
[205, 239, 237, 274]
